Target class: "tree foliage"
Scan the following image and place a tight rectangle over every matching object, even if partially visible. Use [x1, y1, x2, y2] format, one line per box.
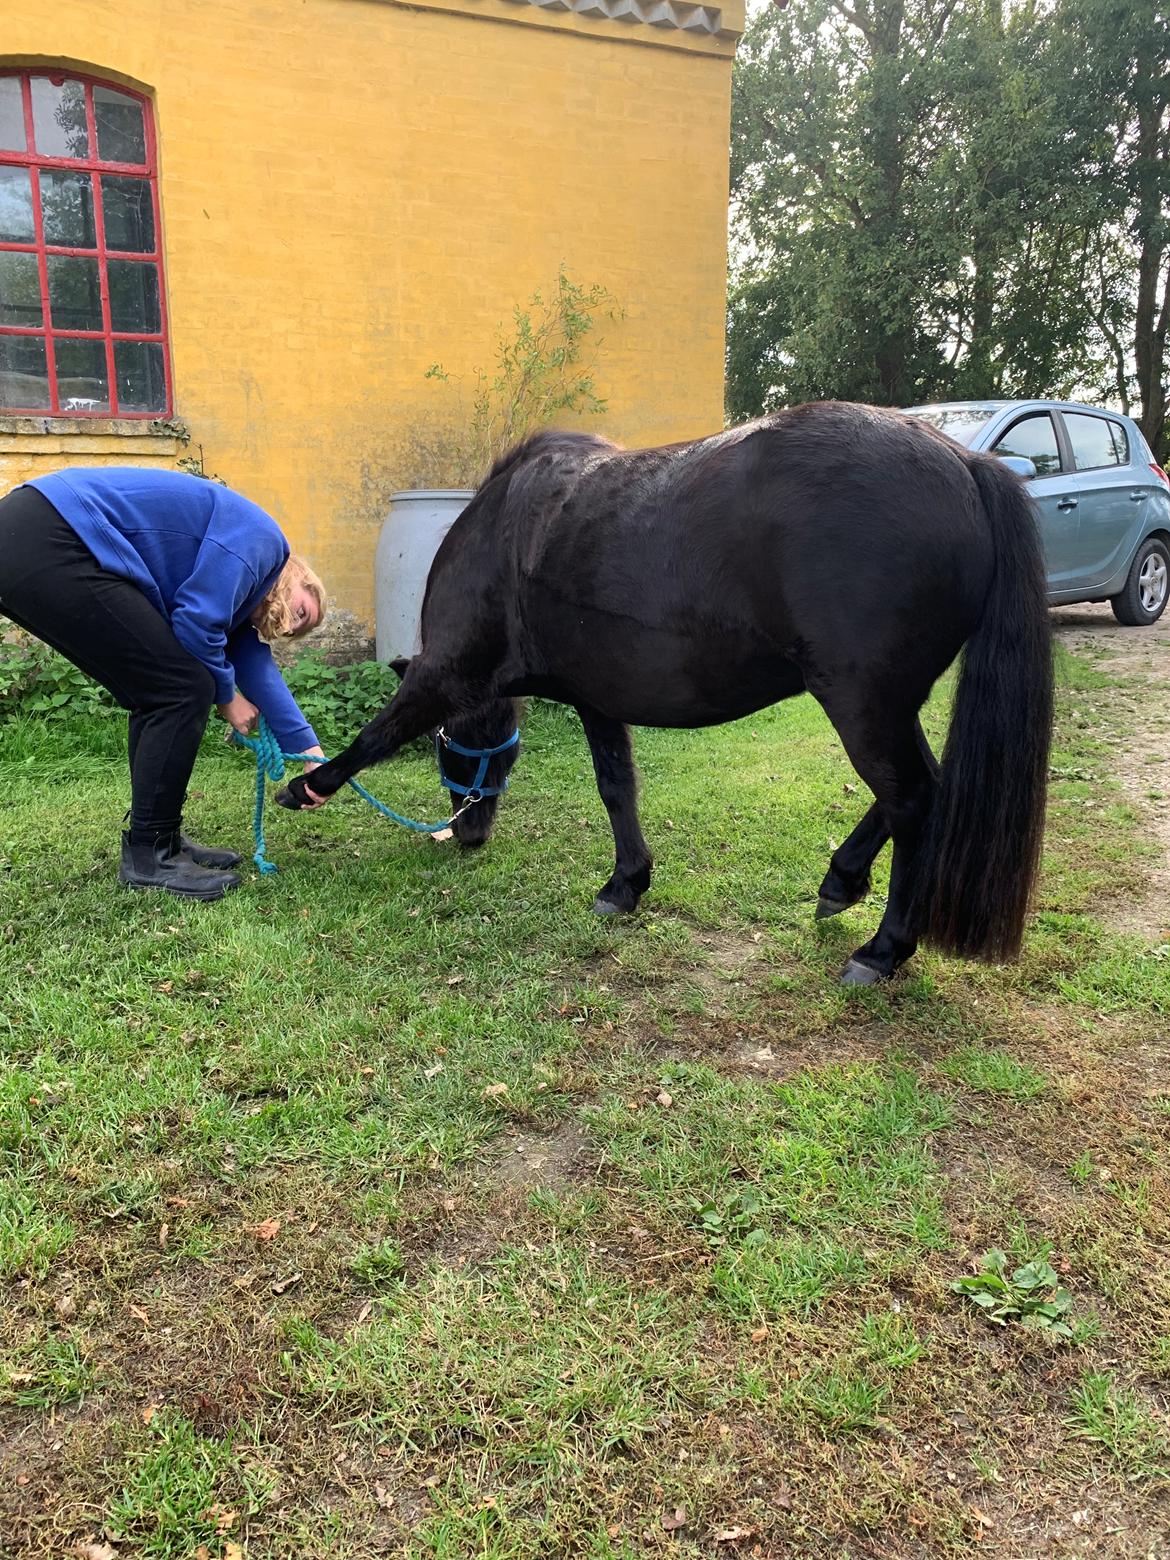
[728, 0, 1169, 456]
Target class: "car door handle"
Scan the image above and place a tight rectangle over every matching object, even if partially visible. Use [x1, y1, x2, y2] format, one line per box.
[1131, 491, 1148, 502]
[1057, 498, 1078, 511]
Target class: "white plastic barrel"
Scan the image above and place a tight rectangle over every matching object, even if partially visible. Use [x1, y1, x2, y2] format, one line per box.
[374, 489, 474, 662]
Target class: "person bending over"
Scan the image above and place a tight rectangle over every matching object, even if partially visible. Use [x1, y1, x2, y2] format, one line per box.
[0, 466, 329, 901]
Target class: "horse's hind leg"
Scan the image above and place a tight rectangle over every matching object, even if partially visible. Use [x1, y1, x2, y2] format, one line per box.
[810, 694, 937, 983]
[817, 803, 887, 919]
[577, 705, 653, 915]
[816, 721, 938, 919]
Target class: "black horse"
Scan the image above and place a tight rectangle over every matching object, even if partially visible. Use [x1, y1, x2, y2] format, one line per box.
[281, 402, 1053, 984]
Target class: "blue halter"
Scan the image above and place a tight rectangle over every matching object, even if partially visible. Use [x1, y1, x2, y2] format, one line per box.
[435, 726, 520, 800]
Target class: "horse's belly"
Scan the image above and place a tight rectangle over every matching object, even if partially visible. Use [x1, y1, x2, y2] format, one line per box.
[526, 599, 805, 727]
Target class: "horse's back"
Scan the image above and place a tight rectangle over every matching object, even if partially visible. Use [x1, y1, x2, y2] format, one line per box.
[517, 403, 992, 701]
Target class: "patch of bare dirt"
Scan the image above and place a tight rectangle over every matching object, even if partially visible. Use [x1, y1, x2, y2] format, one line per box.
[1053, 604, 1170, 940]
[482, 1119, 594, 1192]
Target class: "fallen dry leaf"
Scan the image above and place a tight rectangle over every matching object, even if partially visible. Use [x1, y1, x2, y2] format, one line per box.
[656, 1091, 674, 1108]
[271, 1271, 302, 1295]
[714, 1527, 757, 1544]
[15, 1472, 29, 1486]
[166, 1197, 190, 1210]
[73, 1542, 117, 1560]
[374, 1481, 394, 1508]
[662, 1507, 688, 1533]
[128, 1304, 150, 1327]
[424, 1063, 445, 1080]
[208, 1505, 237, 1535]
[158, 1222, 169, 1251]
[750, 1325, 768, 1342]
[142, 1403, 160, 1425]
[249, 1218, 281, 1242]
[224, 1544, 244, 1560]
[482, 1082, 508, 1099]
[55, 1293, 77, 1321]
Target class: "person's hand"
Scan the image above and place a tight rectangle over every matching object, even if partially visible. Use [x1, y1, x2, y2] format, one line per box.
[218, 693, 259, 735]
[300, 745, 328, 808]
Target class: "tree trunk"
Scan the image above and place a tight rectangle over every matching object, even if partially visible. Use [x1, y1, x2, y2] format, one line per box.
[1132, 56, 1168, 457]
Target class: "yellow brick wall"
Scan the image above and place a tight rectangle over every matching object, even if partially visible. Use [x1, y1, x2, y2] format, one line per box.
[1, 0, 738, 629]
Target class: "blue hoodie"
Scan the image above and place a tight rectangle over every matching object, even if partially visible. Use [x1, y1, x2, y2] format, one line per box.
[26, 466, 318, 752]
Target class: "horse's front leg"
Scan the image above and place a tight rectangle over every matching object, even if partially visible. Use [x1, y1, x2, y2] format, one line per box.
[276, 665, 451, 809]
[577, 705, 653, 915]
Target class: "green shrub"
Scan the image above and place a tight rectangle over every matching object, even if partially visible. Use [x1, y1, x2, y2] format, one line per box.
[0, 630, 400, 745]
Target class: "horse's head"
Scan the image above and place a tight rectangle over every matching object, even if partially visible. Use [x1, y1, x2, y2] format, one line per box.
[438, 698, 521, 848]
[391, 661, 520, 848]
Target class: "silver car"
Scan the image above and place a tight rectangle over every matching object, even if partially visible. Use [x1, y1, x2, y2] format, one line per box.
[904, 400, 1170, 625]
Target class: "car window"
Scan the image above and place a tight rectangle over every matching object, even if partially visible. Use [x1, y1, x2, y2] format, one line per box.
[1065, 412, 1127, 471]
[992, 414, 1062, 477]
[903, 405, 998, 445]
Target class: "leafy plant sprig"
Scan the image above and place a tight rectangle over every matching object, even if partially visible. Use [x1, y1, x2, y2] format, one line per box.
[952, 1247, 1074, 1337]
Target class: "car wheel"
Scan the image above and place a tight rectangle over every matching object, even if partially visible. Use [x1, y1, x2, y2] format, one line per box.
[1111, 536, 1170, 626]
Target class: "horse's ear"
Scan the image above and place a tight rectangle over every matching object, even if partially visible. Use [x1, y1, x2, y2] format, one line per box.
[389, 657, 411, 679]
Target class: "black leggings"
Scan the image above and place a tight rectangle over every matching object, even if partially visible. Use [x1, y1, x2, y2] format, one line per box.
[0, 485, 215, 844]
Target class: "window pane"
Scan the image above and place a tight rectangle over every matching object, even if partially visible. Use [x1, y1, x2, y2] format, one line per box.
[904, 405, 997, 447]
[46, 254, 103, 331]
[31, 77, 89, 159]
[101, 176, 154, 253]
[1110, 421, 1129, 463]
[94, 86, 146, 165]
[115, 339, 166, 412]
[0, 166, 34, 243]
[0, 253, 43, 326]
[108, 259, 160, 333]
[40, 169, 97, 249]
[1065, 412, 1123, 470]
[0, 77, 26, 152]
[993, 414, 1061, 478]
[0, 335, 49, 409]
[54, 336, 109, 412]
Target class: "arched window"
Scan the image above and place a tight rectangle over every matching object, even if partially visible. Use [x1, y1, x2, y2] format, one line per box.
[0, 70, 171, 417]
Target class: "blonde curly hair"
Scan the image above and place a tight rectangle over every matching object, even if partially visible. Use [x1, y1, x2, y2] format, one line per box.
[253, 554, 327, 641]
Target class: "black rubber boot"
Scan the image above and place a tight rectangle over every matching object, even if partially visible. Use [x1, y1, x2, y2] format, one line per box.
[179, 835, 243, 869]
[118, 831, 241, 901]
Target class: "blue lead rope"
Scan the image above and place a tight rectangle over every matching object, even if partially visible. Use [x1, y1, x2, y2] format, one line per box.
[232, 715, 519, 875]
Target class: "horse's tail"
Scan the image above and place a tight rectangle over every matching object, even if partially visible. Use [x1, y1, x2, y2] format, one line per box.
[912, 455, 1053, 961]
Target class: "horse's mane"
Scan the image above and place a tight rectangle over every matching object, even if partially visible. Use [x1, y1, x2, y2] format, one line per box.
[477, 429, 619, 492]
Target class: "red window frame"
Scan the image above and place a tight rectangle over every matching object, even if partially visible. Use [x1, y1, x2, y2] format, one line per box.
[0, 69, 173, 418]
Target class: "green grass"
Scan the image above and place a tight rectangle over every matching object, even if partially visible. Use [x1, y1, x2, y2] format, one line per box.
[1067, 1371, 1170, 1481]
[3, 647, 1170, 1556]
[937, 1045, 1047, 1100]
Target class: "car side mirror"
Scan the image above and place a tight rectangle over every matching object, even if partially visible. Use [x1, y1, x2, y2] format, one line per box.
[995, 454, 1038, 481]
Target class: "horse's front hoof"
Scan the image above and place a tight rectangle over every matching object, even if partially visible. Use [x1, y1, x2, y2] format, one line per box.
[840, 957, 885, 987]
[816, 895, 853, 921]
[275, 787, 300, 810]
[592, 895, 628, 916]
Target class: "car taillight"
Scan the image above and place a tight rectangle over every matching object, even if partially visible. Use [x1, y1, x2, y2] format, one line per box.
[1152, 461, 1170, 489]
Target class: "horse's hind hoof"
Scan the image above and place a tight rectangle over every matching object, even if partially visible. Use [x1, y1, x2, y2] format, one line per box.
[274, 787, 297, 810]
[816, 895, 853, 921]
[592, 895, 627, 916]
[840, 957, 884, 987]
